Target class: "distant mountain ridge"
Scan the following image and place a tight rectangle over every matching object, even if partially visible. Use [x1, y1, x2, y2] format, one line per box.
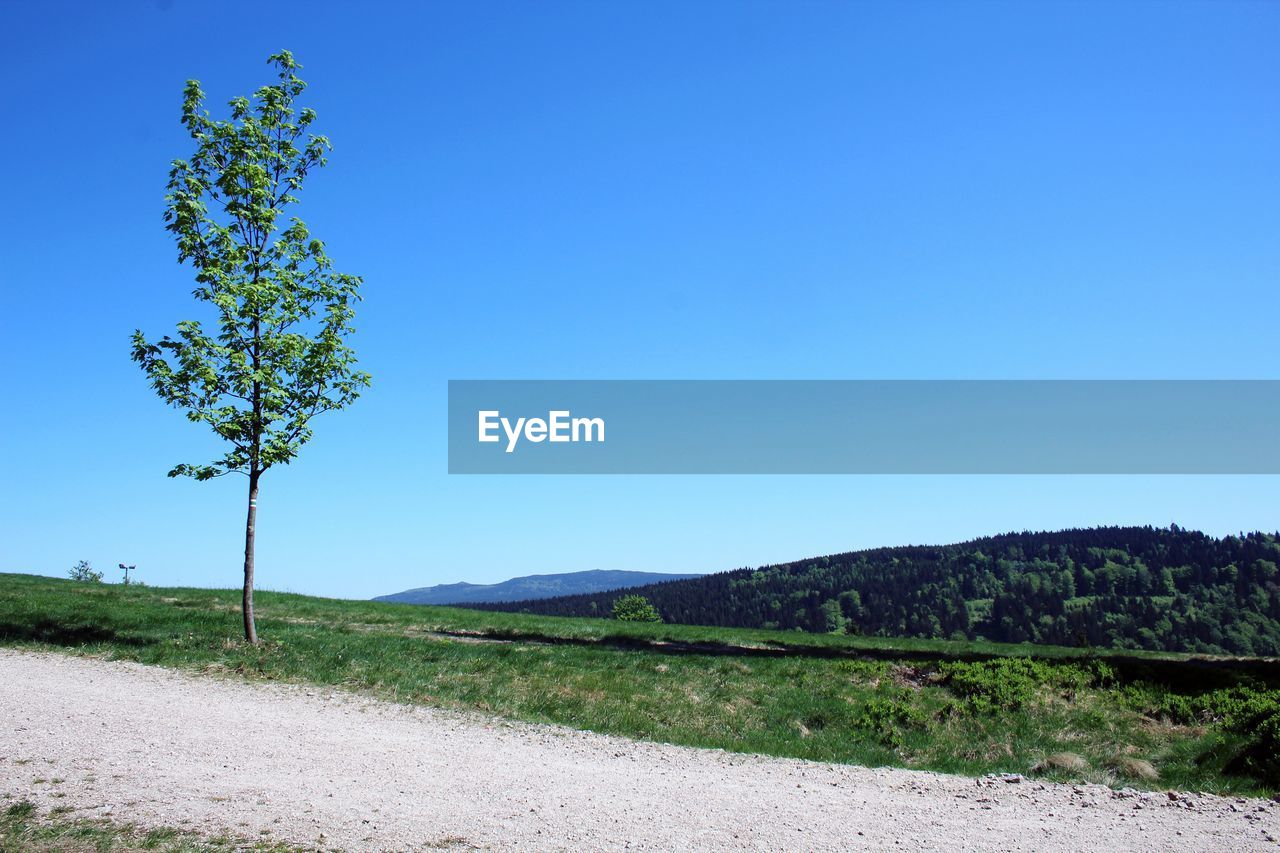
[468, 526, 1280, 657]
[374, 569, 703, 606]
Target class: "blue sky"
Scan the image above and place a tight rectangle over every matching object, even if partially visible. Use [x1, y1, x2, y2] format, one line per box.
[1, 0, 1276, 598]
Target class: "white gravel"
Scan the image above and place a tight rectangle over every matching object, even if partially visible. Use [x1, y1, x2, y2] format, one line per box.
[2, 649, 1277, 851]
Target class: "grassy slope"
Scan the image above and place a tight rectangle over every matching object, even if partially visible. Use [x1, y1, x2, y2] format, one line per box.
[2, 573, 1277, 797]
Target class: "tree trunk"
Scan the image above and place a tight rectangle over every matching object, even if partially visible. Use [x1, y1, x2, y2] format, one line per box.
[242, 468, 260, 644]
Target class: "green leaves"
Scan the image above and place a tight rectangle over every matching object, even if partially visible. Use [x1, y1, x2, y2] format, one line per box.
[612, 595, 663, 623]
[167, 464, 225, 481]
[134, 52, 370, 481]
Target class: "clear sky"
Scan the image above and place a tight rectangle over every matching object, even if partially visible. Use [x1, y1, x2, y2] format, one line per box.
[1, 0, 1276, 598]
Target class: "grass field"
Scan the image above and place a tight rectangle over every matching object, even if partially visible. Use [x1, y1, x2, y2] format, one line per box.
[2, 572, 1278, 797]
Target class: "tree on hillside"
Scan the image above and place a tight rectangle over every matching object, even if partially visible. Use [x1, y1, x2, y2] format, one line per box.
[132, 51, 370, 644]
[612, 594, 662, 623]
[68, 560, 102, 583]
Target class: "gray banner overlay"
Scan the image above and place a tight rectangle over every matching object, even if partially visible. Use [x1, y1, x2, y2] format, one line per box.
[447, 380, 1280, 474]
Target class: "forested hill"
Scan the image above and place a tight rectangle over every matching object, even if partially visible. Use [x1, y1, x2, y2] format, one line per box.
[470, 527, 1280, 656]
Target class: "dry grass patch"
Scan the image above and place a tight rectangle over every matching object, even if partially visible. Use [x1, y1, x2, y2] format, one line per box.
[1031, 751, 1090, 773]
[1111, 756, 1160, 782]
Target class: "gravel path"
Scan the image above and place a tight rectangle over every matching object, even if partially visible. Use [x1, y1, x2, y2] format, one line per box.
[2, 649, 1277, 851]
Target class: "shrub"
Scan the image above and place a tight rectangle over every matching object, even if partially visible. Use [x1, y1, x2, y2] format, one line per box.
[939, 658, 1045, 711]
[1122, 684, 1278, 727]
[1217, 688, 1280, 785]
[938, 658, 1102, 712]
[611, 594, 662, 623]
[853, 691, 929, 748]
[1115, 683, 1280, 785]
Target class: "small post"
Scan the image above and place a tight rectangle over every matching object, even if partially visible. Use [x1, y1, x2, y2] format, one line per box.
[118, 563, 136, 585]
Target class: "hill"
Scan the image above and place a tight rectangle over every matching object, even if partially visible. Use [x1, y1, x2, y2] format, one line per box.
[374, 569, 702, 605]
[470, 526, 1280, 657]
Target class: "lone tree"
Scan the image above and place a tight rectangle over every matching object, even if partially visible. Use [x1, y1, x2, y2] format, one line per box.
[133, 51, 370, 644]
[68, 560, 103, 583]
[611, 594, 662, 623]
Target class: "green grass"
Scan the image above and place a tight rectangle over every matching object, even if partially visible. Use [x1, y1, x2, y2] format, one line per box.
[0, 799, 295, 852]
[3, 572, 1279, 797]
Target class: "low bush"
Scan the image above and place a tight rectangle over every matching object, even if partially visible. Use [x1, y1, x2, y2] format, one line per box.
[854, 690, 931, 747]
[938, 658, 1107, 712]
[1218, 689, 1280, 785]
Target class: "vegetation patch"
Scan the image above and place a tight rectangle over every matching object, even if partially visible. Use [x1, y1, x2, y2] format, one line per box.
[1030, 751, 1089, 774]
[937, 658, 1110, 712]
[0, 799, 294, 852]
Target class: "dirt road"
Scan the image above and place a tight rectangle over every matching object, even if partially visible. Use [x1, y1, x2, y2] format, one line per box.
[2, 650, 1276, 850]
